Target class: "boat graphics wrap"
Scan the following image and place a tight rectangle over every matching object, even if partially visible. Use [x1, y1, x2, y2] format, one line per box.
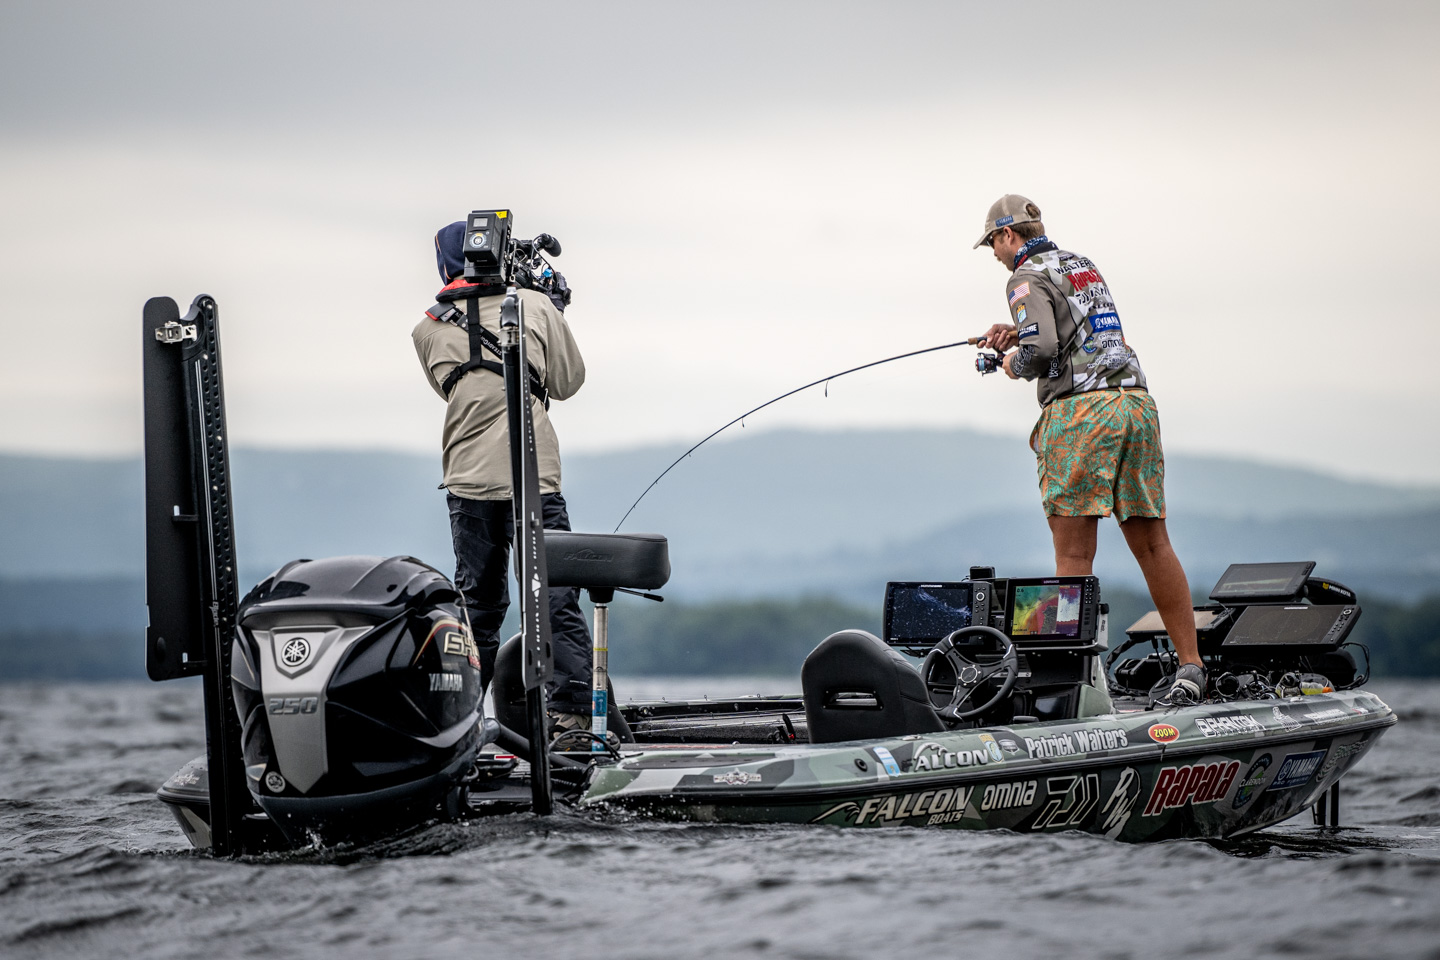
[580, 691, 1394, 841]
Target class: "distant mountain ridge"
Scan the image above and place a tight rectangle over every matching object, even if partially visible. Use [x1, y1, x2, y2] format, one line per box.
[3, 428, 1439, 602]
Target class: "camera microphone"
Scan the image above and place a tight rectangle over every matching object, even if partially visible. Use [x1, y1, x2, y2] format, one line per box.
[534, 234, 562, 257]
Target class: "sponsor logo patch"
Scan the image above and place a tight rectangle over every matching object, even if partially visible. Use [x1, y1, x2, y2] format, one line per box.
[1194, 714, 1266, 738]
[1089, 312, 1122, 332]
[995, 214, 1014, 227]
[873, 745, 902, 776]
[979, 734, 1005, 764]
[913, 741, 995, 772]
[1008, 282, 1030, 305]
[1015, 304, 1028, 324]
[811, 786, 975, 826]
[429, 672, 464, 692]
[1233, 754, 1272, 809]
[1148, 724, 1181, 744]
[1301, 707, 1348, 725]
[442, 629, 482, 670]
[1271, 706, 1302, 732]
[1266, 750, 1326, 791]
[280, 637, 312, 668]
[979, 779, 1036, 811]
[1068, 269, 1102, 290]
[712, 770, 763, 786]
[1143, 761, 1241, 816]
[1318, 741, 1365, 779]
[1018, 322, 1039, 340]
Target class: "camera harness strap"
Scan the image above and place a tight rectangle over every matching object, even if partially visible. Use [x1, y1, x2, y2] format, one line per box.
[429, 295, 549, 408]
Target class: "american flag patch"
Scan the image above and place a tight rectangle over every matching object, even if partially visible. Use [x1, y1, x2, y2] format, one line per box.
[1008, 282, 1030, 305]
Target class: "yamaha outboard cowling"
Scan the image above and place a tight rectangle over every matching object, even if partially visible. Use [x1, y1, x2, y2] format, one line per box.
[230, 555, 485, 844]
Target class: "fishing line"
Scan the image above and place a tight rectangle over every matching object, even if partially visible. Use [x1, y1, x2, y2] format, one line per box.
[613, 338, 985, 531]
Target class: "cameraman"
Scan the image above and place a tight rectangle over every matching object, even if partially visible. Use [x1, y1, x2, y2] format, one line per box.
[974, 195, 1205, 706]
[412, 220, 596, 742]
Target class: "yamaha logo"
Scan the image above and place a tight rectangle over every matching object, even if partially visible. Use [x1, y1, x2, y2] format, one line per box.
[280, 637, 312, 667]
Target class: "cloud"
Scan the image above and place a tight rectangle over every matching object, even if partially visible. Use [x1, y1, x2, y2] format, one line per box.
[1, 2, 1437, 482]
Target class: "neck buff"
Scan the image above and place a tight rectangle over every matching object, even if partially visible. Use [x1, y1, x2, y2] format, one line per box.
[1012, 235, 1055, 269]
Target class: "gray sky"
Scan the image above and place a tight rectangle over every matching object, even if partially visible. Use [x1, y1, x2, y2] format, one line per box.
[3, 1, 1438, 481]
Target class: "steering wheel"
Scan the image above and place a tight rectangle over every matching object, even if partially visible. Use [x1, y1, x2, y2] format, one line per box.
[920, 625, 1019, 722]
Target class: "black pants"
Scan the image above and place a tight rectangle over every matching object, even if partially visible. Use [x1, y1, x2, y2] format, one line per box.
[447, 492, 593, 714]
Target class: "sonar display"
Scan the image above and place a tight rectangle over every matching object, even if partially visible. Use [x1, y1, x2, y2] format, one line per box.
[1010, 582, 1082, 637]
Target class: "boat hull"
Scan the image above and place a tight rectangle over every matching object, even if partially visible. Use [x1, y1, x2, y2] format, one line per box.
[580, 691, 1396, 841]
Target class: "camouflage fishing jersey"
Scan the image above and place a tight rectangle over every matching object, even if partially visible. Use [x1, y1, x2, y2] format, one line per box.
[1005, 240, 1146, 407]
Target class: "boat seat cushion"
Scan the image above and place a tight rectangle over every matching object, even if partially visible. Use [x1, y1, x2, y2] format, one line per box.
[802, 629, 946, 744]
[545, 532, 670, 591]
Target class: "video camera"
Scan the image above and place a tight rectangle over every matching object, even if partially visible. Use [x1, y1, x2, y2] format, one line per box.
[462, 209, 571, 310]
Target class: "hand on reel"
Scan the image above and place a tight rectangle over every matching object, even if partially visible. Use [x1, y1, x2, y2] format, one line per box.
[920, 626, 1019, 721]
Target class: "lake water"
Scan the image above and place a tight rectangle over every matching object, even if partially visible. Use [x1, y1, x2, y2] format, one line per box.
[1, 678, 1438, 959]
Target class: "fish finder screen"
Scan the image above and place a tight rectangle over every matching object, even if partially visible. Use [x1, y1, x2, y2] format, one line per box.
[885, 583, 973, 645]
[1009, 583, 1083, 637]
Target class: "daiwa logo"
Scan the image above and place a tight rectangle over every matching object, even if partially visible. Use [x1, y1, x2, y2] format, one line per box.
[1143, 761, 1240, 816]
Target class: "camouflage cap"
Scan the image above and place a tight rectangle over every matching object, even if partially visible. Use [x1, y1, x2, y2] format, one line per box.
[973, 194, 1043, 249]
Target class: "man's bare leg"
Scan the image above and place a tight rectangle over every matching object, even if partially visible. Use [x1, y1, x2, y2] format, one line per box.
[1119, 516, 1200, 668]
[1047, 516, 1099, 576]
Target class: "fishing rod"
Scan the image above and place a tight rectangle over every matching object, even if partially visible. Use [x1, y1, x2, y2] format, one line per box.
[613, 336, 1004, 532]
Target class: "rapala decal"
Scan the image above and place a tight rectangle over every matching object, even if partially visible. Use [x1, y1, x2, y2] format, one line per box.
[1232, 754, 1272, 809]
[1142, 761, 1241, 816]
[1148, 724, 1181, 744]
[810, 787, 975, 826]
[913, 741, 995, 772]
[979, 780, 1037, 811]
[1266, 751, 1326, 792]
[1194, 714, 1265, 738]
[1032, 774, 1099, 831]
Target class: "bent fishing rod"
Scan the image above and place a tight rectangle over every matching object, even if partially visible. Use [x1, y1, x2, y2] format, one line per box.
[613, 335, 1005, 531]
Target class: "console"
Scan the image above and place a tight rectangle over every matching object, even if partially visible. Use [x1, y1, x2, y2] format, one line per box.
[1209, 561, 1315, 604]
[1220, 603, 1360, 654]
[883, 582, 973, 656]
[1002, 576, 1100, 648]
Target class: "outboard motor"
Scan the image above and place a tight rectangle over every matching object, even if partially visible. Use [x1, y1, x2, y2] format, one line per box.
[229, 555, 485, 844]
